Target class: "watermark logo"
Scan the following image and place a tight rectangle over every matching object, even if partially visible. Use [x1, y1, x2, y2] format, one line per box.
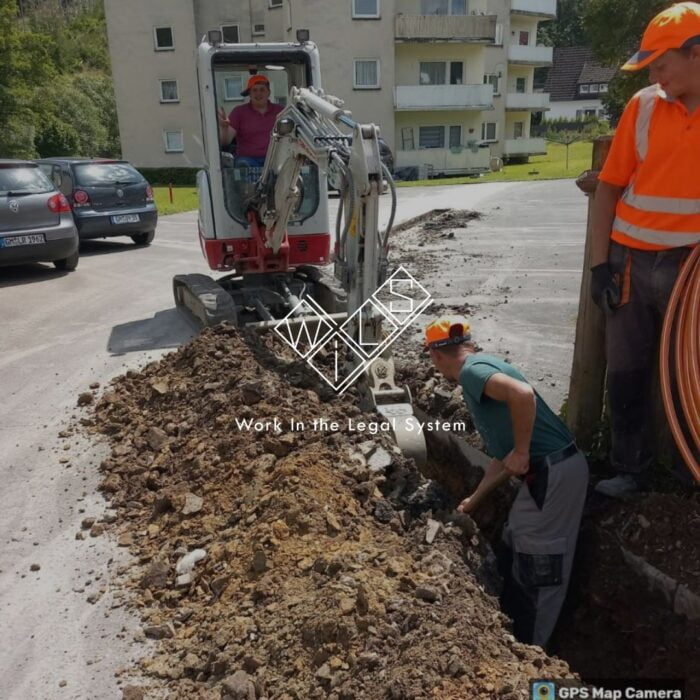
[274, 266, 431, 393]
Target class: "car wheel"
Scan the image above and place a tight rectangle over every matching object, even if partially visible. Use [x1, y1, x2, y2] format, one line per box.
[54, 249, 79, 271]
[131, 231, 155, 246]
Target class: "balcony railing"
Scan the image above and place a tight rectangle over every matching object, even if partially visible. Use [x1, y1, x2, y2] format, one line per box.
[507, 44, 554, 65]
[395, 14, 498, 42]
[396, 145, 492, 177]
[394, 84, 494, 111]
[505, 92, 551, 110]
[503, 137, 547, 155]
[510, 0, 557, 18]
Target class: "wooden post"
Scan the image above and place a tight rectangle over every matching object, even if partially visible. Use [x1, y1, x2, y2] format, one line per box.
[566, 136, 613, 450]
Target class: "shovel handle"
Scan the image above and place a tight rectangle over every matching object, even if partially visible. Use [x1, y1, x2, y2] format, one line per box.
[457, 465, 511, 514]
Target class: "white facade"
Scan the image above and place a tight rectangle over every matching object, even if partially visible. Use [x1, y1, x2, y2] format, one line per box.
[105, 0, 556, 173]
[547, 99, 606, 120]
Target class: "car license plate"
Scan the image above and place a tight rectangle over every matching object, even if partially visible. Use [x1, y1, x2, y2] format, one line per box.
[0, 233, 46, 248]
[111, 214, 140, 224]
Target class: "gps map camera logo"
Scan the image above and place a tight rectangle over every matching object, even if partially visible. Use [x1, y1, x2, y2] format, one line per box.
[274, 266, 432, 393]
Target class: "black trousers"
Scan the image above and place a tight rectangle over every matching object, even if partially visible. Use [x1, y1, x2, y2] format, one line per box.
[605, 241, 688, 474]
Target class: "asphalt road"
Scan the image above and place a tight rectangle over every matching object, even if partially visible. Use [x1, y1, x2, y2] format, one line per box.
[0, 179, 587, 699]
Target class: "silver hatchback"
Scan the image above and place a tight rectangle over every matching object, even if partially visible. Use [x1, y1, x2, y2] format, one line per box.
[0, 160, 79, 271]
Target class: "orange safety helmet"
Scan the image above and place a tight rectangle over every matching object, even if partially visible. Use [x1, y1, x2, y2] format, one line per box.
[241, 74, 270, 96]
[622, 1, 700, 71]
[425, 317, 472, 349]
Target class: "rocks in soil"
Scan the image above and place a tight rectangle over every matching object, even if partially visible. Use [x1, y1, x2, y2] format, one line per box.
[85, 324, 573, 698]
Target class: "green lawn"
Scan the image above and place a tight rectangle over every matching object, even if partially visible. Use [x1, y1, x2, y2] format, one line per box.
[152, 141, 594, 210]
[153, 186, 198, 215]
[396, 140, 594, 188]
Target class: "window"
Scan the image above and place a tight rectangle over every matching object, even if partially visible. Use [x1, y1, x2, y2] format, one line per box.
[576, 109, 584, 119]
[401, 127, 415, 150]
[484, 74, 500, 95]
[481, 122, 497, 141]
[589, 84, 599, 93]
[515, 77, 526, 94]
[449, 125, 461, 148]
[600, 83, 609, 93]
[580, 84, 589, 94]
[585, 108, 596, 117]
[353, 0, 379, 18]
[224, 76, 244, 101]
[449, 62, 463, 85]
[221, 24, 239, 43]
[253, 23, 265, 35]
[420, 0, 466, 14]
[518, 30, 530, 46]
[159, 80, 179, 103]
[164, 130, 184, 153]
[269, 0, 283, 7]
[420, 61, 446, 85]
[154, 27, 174, 50]
[419, 126, 445, 149]
[354, 59, 380, 88]
[513, 121, 524, 138]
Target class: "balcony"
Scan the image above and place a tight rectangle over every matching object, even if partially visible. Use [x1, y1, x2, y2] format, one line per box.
[395, 14, 498, 43]
[505, 92, 551, 110]
[510, 0, 557, 19]
[507, 44, 553, 66]
[396, 145, 492, 177]
[503, 137, 547, 156]
[394, 84, 494, 111]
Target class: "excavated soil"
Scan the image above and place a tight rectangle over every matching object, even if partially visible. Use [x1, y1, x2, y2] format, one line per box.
[81, 325, 573, 699]
[552, 493, 700, 696]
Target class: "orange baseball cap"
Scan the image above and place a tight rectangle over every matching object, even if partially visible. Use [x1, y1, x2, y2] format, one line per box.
[622, 2, 700, 71]
[241, 74, 270, 96]
[425, 317, 472, 349]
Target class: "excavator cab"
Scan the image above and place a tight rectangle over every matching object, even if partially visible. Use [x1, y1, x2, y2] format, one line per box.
[196, 39, 330, 274]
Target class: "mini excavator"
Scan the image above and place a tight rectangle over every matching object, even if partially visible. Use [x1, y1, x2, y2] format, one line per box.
[173, 34, 428, 465]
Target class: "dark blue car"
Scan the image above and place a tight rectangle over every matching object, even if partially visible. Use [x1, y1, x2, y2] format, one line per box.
[37, 158, 158, 245]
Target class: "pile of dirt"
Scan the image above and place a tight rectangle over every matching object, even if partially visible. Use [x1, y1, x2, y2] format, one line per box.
[84, 325, 573, 699]
[552, 493, 700, 695]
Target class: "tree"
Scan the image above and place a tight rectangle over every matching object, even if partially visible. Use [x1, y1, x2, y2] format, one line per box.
[539, 0, 589, 47]
[583, 0, 667, 123]
[0, 0, 55, 156]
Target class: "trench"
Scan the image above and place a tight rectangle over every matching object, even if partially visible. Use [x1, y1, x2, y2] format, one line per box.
[245, 328, 699, 693]
[419, 421, 699, 697]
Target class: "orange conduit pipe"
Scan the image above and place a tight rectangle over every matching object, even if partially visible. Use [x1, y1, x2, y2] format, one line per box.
[660, 244, 700, 483]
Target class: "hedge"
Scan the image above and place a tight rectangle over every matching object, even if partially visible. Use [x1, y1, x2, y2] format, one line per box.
[137, 167, 199, 186]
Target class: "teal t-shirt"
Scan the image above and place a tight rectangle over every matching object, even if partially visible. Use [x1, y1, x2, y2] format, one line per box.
[459, 353, 573, 460]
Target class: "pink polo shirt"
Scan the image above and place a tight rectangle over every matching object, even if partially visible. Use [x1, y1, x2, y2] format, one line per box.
[228, 102, 284, 159]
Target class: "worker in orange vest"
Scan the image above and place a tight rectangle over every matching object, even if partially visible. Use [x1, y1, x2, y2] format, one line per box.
[591, 2, 700, 498]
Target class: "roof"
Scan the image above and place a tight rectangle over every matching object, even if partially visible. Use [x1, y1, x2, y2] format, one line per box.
[0, 159, 38, 167]
[543, 47, 617, 101]
[36, 157, 121, 164]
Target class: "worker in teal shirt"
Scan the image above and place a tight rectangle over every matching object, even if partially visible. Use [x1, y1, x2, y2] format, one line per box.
[425, 317, 589, 648]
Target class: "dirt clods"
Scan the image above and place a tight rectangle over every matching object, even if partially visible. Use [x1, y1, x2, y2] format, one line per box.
[86, 325, 572, 698]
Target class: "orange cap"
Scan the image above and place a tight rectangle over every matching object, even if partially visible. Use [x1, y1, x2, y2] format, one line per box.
[425, 317, 472, 349]
[241, 74, 270, 96]
[622, 2, 700, 71]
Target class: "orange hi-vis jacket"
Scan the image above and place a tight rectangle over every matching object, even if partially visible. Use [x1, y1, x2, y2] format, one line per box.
[599, 85, 700, 251]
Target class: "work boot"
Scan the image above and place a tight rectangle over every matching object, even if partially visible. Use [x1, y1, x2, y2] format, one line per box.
[594, 474, 641, 499]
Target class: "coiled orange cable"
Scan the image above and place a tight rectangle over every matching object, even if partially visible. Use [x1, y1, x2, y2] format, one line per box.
[660, 245, 700, 483]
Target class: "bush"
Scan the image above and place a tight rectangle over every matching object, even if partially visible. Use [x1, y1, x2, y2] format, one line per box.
[137, 168, 199, 186]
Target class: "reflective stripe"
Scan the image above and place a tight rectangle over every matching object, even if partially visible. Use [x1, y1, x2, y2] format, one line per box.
[634, 86, 658, 162]
[613, 216, 700, 247]
[622, 189, 700, 215]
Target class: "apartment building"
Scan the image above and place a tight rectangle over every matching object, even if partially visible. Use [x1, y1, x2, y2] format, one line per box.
[104, 0, 555, 174]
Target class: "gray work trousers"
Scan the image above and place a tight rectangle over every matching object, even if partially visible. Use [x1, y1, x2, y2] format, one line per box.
[606, 241, 688, 474]
[500, 450, 589, 648]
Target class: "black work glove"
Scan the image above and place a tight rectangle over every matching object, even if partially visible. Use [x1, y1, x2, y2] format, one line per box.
[590, 262, 621, 315]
